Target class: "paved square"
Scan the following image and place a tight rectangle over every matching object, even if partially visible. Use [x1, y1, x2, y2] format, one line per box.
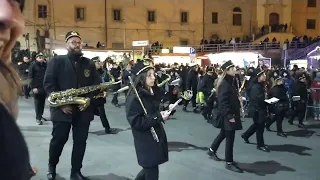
[17, 97, 320, 180]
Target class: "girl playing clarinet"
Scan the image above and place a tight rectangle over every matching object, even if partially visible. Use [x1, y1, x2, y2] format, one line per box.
[126, 59, 170, 180]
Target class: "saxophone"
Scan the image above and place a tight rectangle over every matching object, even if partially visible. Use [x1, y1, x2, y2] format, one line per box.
[48, 80, 118, 111]
[157, 71, 171, 87]
[238, 77, 247, 118]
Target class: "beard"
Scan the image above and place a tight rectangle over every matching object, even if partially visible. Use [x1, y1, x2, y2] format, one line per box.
[68, 48, 83, 56]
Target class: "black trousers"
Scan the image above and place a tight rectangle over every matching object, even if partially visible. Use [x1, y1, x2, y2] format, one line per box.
[112, 93, 118, 104]
[203, 95, 214, 117]
[168, 86, 177, 104]
[242, 111, 265, 147]
[48, 115, 90, 172]
[289, 109, 306, 124]
[34, 93, 46, 120]
[135, 166, 159, 180]
[23, 85, 30, 97]
[210, 129, 235, 162]
[97, 106, 111, 129]
[266, 113, 285, 132]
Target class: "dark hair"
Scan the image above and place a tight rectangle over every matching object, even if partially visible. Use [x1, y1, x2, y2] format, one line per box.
[18, 0, 25, 11]
[127, 71, 148, 96]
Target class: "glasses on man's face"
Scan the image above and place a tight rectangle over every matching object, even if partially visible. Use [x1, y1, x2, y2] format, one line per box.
[69, 41, 82, 46]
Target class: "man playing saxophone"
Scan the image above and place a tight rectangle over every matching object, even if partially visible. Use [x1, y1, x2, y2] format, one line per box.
[43, 31, 101, 180]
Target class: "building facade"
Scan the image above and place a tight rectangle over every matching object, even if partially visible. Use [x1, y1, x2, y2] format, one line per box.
[291, 0, 320, 37]
[19, 0, 319, 51]
[203, 0, 257, 42]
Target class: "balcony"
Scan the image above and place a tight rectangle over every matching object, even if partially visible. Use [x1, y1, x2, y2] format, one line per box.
[149, 42, 281, 54]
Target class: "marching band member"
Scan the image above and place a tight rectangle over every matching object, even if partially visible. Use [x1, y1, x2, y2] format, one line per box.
[28, 52, 47, 125]
[208, 60, 243, 173]
[126, 60, 170, 180]
[266, 75, 289, 137]
[183, 65, 199, 112]
[92, 57, 117, 134]
[241, 69, 269, 152]
[198, 67, 216, 120]
[44, 31, 101, 180]
[288, 73, 308, 128]
[110, 62, 121, 107]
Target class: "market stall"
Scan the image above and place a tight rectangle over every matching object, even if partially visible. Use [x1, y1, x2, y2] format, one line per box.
[206, 52, 271, 68]
[307, 46, 320, 69]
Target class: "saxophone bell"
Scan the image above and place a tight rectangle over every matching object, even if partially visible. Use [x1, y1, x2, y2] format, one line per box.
[157, 72, 171, 87]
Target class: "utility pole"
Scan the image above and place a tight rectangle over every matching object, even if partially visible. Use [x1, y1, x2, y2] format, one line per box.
[104, 0, 108, 47]
[202, 0, 205, 40]
[52, 0, 56, 40]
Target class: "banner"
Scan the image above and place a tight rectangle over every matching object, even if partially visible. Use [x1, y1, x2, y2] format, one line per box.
[258, 58, 271, 69]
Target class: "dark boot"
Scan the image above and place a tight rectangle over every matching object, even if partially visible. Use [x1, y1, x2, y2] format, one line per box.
[257, 146, 270, 152]
[105, 128, 117, 134]
[207, 149, 221, 161]
[277, 132, 287, 137]
[241, 134, 250, 143]
[47, 165, 56, 180]
[201, 112, 208, 120]
[225, 162, 243, 173]
[182, 106, 188, 112]
[298, 123, 305, 128]
[70, 171, 89, 180]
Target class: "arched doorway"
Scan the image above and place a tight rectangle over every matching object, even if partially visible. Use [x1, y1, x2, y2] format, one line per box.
[269, 13, 279, 26]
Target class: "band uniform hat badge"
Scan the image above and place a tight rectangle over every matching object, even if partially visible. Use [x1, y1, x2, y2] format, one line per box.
[84, 69, 91, 77]
[143, 59, 151, 66]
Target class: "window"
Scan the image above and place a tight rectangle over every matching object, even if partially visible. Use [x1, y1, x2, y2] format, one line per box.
[180, 39, 189, 45]
[38, 5, 47, 18]
[113, 9, 121, 21]
[212, 12, 218, 24]
[75, 8, 85, 21]
[180, 12, 188, 23]
[112, 43, 124, 49]
[306, 19, 316, 29]
[232, 7, 242, 26]
[307, 0, 317, 7]
[147, 11, 156, 22]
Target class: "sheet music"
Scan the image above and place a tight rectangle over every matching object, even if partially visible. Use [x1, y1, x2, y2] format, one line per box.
[264, 97, 279, 104]
[292, 96, 300, 101]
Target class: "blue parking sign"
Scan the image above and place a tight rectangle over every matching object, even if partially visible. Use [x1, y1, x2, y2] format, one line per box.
[190, 47, 196, 54]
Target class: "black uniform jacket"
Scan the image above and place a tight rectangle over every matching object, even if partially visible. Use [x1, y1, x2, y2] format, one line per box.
[214, 74, 242, 131]
[18, 62, 31, 80]
[291, 80, 308, 111]
[269, 84, 289, 114]
[28, 61, 47, 94]
[110, 67, 121, 91]
[43, 54, 101, 122]
[0, 103, 31, 180]
[248, 80, 267, 123]
[186, 68, 198, 91]
[126, 89, 168, 168]
[198, 74, 215, 97]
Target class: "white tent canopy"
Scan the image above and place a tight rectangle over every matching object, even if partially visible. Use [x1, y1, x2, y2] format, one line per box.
[207, 52, 268, 68]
